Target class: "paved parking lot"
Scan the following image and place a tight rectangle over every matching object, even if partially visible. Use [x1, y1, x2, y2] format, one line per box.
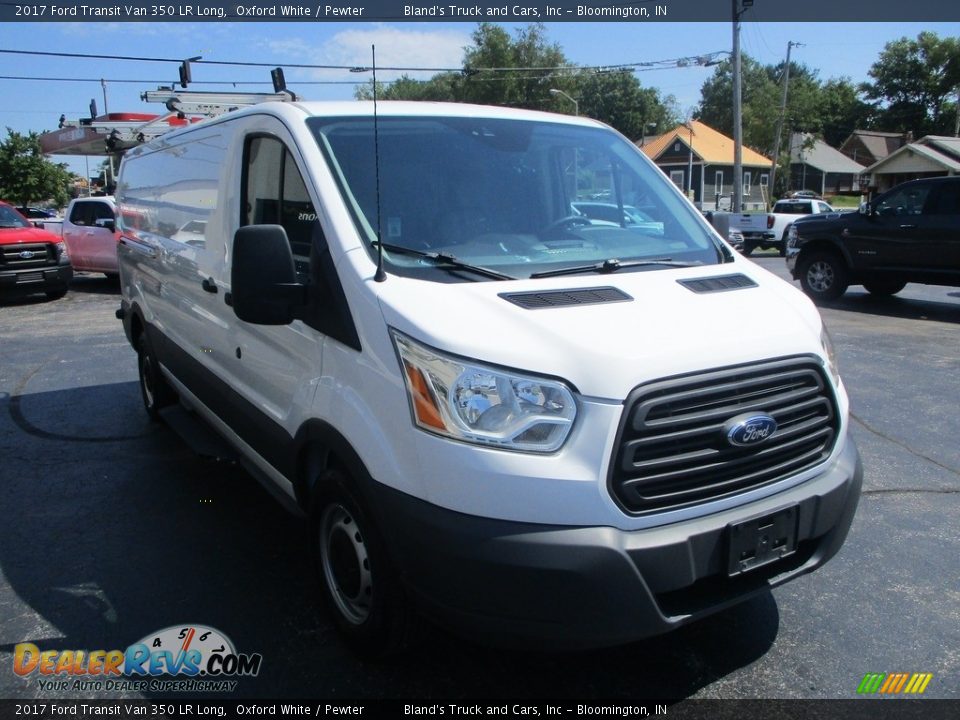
[1, 259, 958, 701]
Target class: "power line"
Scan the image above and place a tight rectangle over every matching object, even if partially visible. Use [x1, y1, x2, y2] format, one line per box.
[0, 75, 367, 86]
[0, 46, 730, 76]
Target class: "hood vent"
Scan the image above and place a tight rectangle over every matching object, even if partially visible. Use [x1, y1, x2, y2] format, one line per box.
[500, 286, 633, 310]
[677, 274, 757, 294]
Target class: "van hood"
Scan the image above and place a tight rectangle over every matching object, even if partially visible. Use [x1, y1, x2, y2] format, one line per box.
[0, 225, 62, 245]
[375, 263, 826, 400]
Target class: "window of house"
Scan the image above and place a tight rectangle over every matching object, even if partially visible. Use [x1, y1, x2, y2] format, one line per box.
[760, 173, 769, 187]
[743, 172, 752, 196]
[715, 171, 723, 192]
[670, 170, 684, 189]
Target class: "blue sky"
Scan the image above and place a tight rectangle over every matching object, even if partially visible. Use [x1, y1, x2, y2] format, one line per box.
[1, 20, 957, 175]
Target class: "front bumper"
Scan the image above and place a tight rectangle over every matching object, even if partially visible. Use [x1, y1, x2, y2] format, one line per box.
[373, 437, 862, 649]
[0, 265, 72, 296]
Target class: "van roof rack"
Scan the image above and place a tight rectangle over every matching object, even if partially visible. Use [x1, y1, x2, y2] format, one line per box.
[40, 87, 298, 157]
[140, 88, 298, 117]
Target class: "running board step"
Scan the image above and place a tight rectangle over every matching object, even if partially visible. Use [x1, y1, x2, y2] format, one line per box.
[158, 405, 238, 462]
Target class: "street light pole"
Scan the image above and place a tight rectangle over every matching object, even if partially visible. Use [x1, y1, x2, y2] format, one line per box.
[549, 88, 579, 116]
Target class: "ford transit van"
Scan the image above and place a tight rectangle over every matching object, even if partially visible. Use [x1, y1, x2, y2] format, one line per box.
[117, 102, 862, 653]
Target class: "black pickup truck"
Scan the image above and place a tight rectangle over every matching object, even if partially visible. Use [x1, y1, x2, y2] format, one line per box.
[786, 176, 960, 301]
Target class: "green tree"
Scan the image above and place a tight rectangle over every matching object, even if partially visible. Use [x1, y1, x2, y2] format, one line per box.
[861, 31, 960, 136]
[355, 23, 676, 140]
[575, 72, 679, 140]
[0, 128, 74, 208]
[695, 55, 779, 152]
[817, 78, 874, 147]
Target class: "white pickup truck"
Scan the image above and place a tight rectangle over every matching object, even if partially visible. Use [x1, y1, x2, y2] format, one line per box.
[734, 198, 837, 256]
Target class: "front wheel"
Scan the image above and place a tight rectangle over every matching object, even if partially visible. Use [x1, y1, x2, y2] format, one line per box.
[137, 333, 176, 421]
[798, 252, 849, 302]
[310, 469, 412, 656]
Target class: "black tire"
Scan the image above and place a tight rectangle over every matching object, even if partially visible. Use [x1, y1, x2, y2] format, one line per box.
[798, 251, 849, 302]
[863, 279, 906, 297]
[742, 241, 755, 257]
[45, 287, 68, 300]
[310, 469, 412, 656]
[137, 333, 176, 421]
[779, 226, 791, 257]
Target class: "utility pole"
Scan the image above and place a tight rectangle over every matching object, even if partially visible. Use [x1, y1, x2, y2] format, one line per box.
[732, 0, 750, 214]
[954, 86, 959, 137]
[101, 78, 115, 190]
[769, 41, 801, 205]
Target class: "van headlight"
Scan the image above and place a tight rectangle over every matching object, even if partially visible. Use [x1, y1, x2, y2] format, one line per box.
[391, 330, 577, 453]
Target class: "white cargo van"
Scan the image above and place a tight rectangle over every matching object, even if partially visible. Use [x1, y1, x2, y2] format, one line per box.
[116, 102, 861, 653]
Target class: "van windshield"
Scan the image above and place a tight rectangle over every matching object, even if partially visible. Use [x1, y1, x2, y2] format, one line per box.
[308, 116, 723, 281]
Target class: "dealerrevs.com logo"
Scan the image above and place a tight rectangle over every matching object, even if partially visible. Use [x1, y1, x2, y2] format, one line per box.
[13, 625, 262, 693]
[857, 672, 934, 695]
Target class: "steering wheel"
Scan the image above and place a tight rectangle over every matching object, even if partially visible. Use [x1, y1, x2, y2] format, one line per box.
[542, 214, 593, 236]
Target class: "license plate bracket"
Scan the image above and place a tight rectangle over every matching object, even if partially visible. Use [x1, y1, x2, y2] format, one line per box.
[727, 505, 798, 577]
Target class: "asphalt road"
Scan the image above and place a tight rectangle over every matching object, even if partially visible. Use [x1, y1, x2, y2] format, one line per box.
[1, 259, 957, 701]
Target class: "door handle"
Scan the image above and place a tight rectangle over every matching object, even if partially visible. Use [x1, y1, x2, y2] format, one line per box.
[201, 277, 219, 294]
[899, 224, 917, 229]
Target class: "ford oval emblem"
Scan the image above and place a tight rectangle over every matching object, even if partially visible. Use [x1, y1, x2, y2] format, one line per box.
[724, 413, 778, 448]
[19, 250, 35, 259]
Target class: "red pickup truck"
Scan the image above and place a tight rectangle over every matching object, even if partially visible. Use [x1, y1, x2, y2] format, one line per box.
[0, 201, 72, 300]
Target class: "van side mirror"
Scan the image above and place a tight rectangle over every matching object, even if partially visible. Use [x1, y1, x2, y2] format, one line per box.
[858, 201, 872, 217]
[231, 225, 306, 325]
[96, 218, 116, 232]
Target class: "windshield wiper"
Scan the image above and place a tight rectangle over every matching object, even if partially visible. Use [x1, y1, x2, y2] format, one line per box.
[373, 241, 516, 281]
[530, 257, 697, 279]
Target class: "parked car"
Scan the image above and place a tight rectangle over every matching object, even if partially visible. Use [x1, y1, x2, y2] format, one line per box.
[15, 206, 59, 220]
[0, 201, 72, 300]
[735, 198, 837, 256]
[117, 101, 861, 654]
[61, 196, 119, 277]
[727, 227, 746, 253]
[571, 202, 664, 234]
[786, 176, 960, 301]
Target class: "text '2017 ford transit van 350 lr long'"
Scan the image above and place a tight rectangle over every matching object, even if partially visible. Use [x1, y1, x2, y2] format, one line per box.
[116, 102, 862, 653]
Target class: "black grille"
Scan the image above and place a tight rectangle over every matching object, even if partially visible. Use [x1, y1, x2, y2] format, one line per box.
[0, 242, 57, 270]
[609, 356, 839, 514]
[499, 286, 632, 310]
[677, 274, 757, 293]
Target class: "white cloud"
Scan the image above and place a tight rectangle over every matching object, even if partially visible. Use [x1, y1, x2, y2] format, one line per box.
[266, 25, 471, 82]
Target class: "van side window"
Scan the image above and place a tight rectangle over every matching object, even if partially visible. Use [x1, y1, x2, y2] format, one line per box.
[243, 136, 318, 271]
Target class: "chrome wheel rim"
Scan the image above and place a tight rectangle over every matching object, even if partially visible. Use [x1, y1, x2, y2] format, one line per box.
[807, 261, 835, 293]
